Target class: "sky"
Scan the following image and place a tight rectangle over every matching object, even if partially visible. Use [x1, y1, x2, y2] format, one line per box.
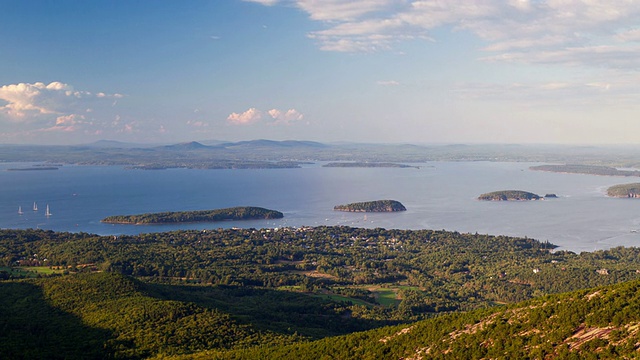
[1, 0, 640, 145]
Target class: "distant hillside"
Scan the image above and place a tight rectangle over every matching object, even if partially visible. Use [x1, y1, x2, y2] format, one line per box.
[213, 279, 640, 359]
[531, 164, 640, 177]
[221, 139, 327, 149]
[82, 140, 157, 149]
[7, 141, 640, 168]
[0, 273, 298, 359]
[158, 141, 212, 151]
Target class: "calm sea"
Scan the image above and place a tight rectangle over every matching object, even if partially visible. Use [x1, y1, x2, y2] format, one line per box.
[2, 161, 640, 252]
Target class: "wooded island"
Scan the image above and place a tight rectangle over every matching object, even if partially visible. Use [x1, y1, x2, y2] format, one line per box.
[607, 183, 640, 198]
[531, 164, 640, 177]
[323, 162, 417, 168]
[334, 200, 406, 212]
[478, 190, 541, 201]
[101, 206, 283, 224]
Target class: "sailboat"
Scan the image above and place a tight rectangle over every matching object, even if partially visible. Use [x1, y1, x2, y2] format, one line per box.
[45, 205, 52, 217]
[18, 206, 23, 215]
[33, 202, 38, 211]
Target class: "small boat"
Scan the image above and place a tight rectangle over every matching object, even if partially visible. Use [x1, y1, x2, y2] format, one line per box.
[45, 205, 51, 217]
[18, 206, 23, 215]
[33, 202, 38, 211]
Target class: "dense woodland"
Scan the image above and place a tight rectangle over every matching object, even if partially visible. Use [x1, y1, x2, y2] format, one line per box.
[4, 226, 640, 358]
[531, 164, 640, 177]
[210, 279, 640, 359]
[477, 190, 541, 201]
[101, 207, 283, 224]
[333, 200, 406, 212]
[322, 162, 416, 168]
[606, 183, 640, 198]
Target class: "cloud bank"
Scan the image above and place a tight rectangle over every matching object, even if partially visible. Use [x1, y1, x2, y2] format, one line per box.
[250, 0, 640, 70]
[0, 81, 130, 139]
[227, 107, 304, 125]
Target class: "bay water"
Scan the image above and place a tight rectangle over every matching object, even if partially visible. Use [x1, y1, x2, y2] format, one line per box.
[2, 161, 640, 252]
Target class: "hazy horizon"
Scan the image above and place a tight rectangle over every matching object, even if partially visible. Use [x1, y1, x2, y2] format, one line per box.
[6, 138, 640, 149]
[2, 1, 640, 146]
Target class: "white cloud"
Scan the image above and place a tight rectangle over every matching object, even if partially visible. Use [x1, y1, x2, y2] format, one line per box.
[227, 108, 263, 125]
[242, 0, 280, 5]
[268, 108, 304, 125]
[0, 81, 126, 140]
[187, 120, 208, 127]
[295, 0, 396, 21]
[250, 0, 640, 72]
[228, 107, 304, 125]
[454, 72, 640, 106]
[377, 80, 400, 86]
[616, 28, 640, 42]
[0, 81, 123, 121]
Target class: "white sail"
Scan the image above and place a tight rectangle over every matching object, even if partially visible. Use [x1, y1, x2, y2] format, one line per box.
[45, 205, 51, 217]
[33, 202, 38, 211]
[18, 206, 23, 215]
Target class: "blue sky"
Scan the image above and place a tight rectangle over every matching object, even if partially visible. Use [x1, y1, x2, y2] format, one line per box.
[1, 0, 639, 145]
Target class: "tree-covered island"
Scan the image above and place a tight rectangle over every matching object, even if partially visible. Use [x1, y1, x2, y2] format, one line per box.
[101, 206, 283, 224]
[607, 183, 640, 198]
[334, 200, 406, 212]
[478, 190, 541, 201]
[323, 162, 418, 168]
[531, 164, 640, 177]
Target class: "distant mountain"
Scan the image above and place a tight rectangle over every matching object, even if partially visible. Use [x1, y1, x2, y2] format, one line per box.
[157, 141, 212, 151]
[81, 140, 157, 149]
[221, 139, 328, 149]
[197, 139, 231, 146]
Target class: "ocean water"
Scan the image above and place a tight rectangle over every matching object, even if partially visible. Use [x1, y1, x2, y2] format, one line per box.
[2, 161, 640, 253]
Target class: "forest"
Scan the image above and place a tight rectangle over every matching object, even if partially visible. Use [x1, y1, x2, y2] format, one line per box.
[477, 190, 541, 201]
[3, 226, 640, 357]
[606, 183, 640, 198]
[322, 162, 417, 168]
[101, 206, 283, 224]
[333, 200, 406, 212]
[531, 164, 640, 177]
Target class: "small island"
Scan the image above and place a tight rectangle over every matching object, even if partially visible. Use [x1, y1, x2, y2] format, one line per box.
[323, 162, 418, 168]
[334, 200, 406, 212]
[478, 190, 541, 201]
[606, 183, 640, 198]
[102, 206, 283, 224]
[7, 166, 59, 171]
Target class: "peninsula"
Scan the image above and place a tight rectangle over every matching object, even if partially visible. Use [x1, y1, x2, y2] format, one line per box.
[531, 164, 640, 177]
[334, 200, 406, 212]
[607, 183, 640, 198]
[101, 206, 283, 224]
[478, 190, 541, 201]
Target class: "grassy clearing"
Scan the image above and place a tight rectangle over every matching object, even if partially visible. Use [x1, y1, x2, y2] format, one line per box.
[21, 266, 64, 275]
[311, 293, 370, 306]
[374, 288, 400, 307]
[0, 266, 64, 277]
